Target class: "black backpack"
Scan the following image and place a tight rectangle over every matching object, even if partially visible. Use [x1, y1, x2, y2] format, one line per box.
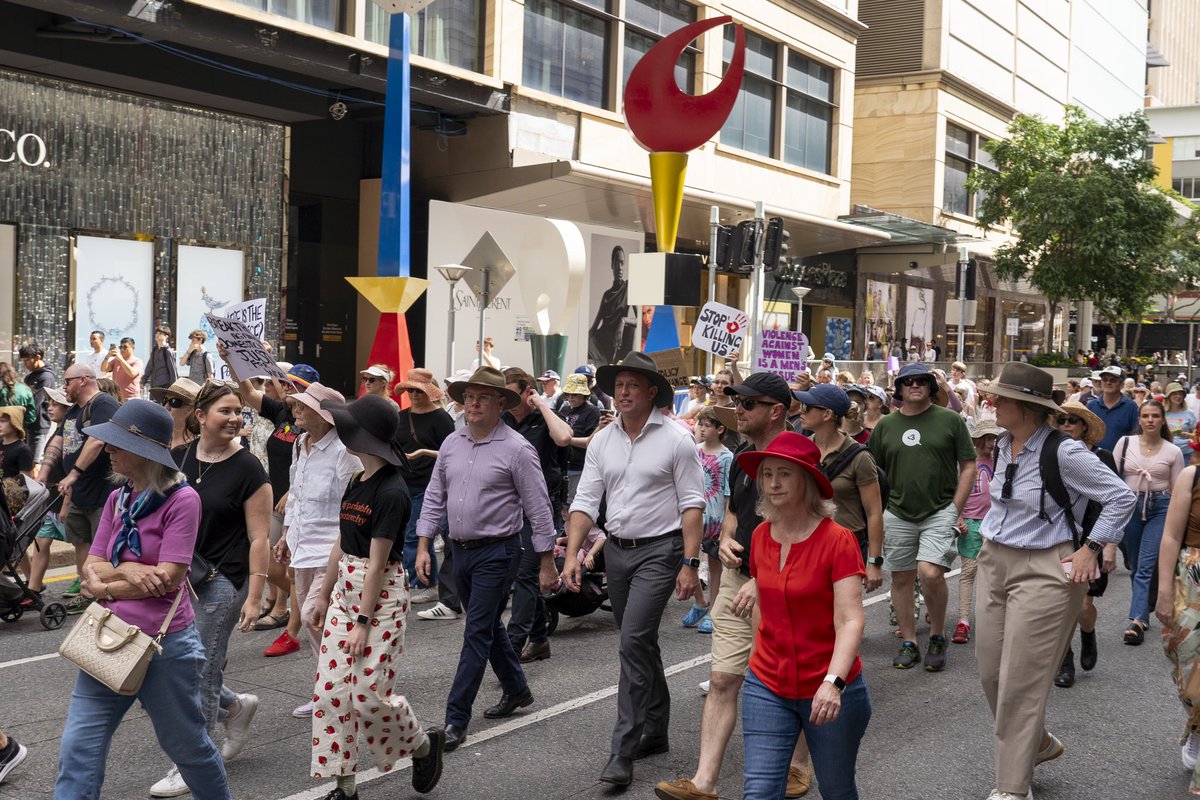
[820, 442, 889, 505]
[1038, 429, 1117, 547]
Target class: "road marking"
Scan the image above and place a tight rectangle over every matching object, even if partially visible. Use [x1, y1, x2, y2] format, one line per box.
[0, 653, 60, 670]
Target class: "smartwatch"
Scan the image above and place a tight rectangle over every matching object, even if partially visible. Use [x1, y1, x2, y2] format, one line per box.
[866, 556, 884, 567]
[681, 557, 701, 569]
[823, 674, 846, 692]
[356, 614, 370, 625]
[1084, 540, 1103, 555]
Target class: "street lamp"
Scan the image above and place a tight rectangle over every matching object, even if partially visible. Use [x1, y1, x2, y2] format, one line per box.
[434, 264, 472, 378]
[791, 285, 811, 333]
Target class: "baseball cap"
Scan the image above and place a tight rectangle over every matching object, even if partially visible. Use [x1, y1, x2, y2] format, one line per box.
[1096, 366, 1123, 379]
[1079, 378, 1093, 388]
[792, 383, 851, 416]
[722, 372, 792, 407]
[844, 383, 868, 401]
[574, 364, 596, 377]
[536, 370, 561, 382]
[286, 363, 320, 388]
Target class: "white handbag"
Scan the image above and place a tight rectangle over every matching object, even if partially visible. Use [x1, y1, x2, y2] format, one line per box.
[58, 585, 188, 696]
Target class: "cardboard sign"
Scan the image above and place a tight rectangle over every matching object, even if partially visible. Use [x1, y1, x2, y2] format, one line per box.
[755, 330, 808, 379]
[648, 347, 692, 390]
[223, 298, 267, 339]
[691, 301, 748, 358]
[206, 313, 289, 382]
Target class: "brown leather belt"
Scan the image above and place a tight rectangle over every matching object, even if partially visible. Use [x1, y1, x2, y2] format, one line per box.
[452, 532, 519, 550]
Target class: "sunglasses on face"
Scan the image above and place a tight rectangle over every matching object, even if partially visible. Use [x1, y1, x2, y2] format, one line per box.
[160, 397, 188, 409]
[802, 404, 828, 414]
[362, 376, 382, 383]
[1055, 415, 1084, 426]
[1001, 462, 1018, 501]
[733, 397, 777, 411]
[898, 377, 926, 387]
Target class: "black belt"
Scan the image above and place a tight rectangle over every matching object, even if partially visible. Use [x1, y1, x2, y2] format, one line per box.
[608, 529, 682, 549]
[452, 533, 519, 551]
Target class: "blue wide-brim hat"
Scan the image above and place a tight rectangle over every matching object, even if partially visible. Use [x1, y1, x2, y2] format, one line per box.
[82, 399, 178, 471]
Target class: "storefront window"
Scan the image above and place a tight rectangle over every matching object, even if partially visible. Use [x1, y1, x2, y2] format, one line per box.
[231, 0, 340, 31]
[944, 294, 993, 363]
[1000, 299, 1045, 360]
[365, 0, 483, 73]
[523, 0, 610, 108]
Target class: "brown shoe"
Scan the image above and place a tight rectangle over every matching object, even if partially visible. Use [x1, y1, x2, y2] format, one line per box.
[785, 764, 812, 797]
[519, 640, 551, 663]
[653, 778, 717, 800]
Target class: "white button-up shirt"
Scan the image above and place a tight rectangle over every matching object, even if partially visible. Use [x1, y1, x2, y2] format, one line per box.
[570, 407, 704, 539]
[283, 430, 363, 568]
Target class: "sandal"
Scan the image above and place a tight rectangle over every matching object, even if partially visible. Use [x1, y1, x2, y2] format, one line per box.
[253, 610, 289, 631]
[1123, 620, 1147, 646]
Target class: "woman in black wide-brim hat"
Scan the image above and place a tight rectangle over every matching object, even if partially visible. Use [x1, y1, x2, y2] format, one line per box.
[306, 394, 445, 800]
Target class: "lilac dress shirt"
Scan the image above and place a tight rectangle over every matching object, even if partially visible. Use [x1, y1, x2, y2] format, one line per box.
[416, 421, 557, 552]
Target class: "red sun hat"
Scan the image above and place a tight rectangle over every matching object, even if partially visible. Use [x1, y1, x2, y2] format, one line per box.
[735, 431, 833, 499]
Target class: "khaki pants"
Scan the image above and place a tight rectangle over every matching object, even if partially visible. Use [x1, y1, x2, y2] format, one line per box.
[976, 538, 1085, 795]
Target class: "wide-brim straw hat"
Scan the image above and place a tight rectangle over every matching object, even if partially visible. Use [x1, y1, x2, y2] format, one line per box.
[970, 419, 1004, 440]
[394, 368, 444, 403]
[292, 382, 346, 426]
[149, 377, 201, 404]
[983, 362, 1061, 414]
[445, 367, 522, 410]
[712, 404, 739, 432]
[596, 351, 673, 409]
[322, 394, 402, 465]
[82, 399, 177, 470]
[0, 406, 25, 439]
[1058, 401, 1105, 448]
[735, 432, 833, 499]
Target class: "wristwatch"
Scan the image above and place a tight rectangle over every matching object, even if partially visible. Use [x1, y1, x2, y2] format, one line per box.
[681, 557, 701, 569]
[866, 556, 884, 567]
[356, 614, 370, 625]
[1084, 539, 1103, 554]
[823, 674, 846, 692]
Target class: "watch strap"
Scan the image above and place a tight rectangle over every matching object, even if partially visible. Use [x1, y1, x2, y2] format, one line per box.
[823, 673, 846, 692]
[1084, 539, 1103, 554]
[356, 614, 370, 625]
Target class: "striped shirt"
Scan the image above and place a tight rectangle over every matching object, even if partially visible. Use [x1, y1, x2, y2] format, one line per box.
[980, 424, 1135, 548]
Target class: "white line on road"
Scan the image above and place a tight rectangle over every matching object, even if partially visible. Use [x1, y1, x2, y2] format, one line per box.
[0, 652, 59, 670]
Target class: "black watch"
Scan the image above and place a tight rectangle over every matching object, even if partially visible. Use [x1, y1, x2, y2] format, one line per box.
[681, 557, 701, 569]
[866, 556, 884, 567]
[1084, 539, 1103, 554]
[356, 614, 370, 625]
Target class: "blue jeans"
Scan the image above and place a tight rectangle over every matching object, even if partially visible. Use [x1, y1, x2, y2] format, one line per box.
[194, 573, 248, 734]
[56, 624, 230, 800]
[403, 488, 436, 588]
[742, 669, 871, 800]
[1124, 490, 1170, 625]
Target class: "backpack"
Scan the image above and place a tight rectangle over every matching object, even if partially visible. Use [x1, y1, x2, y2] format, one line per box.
[820, 442, 889, 506]
[1038, 429, 1116, 547]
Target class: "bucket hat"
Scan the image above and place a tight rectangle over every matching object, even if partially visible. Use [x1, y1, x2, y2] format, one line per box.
[596, 352, 673, 408]
[1057, 401, 1105, 448]
[445, 366, 522, 410]
[321, 394, 402, 465]
[394, 368, 444, 403]
[81, 399, 177, 470]
[735, 432, 833, 499]
[1166, 382, 1186, 397]
[0, 406, 25, 439]
[562, 374, 592, 397]
[149, 377, 201, 404]
[983, 362, 1061, 414]
[892, 363, 947, 405]
[969, 419, 1004, 440]
[292, 382, 346, 426]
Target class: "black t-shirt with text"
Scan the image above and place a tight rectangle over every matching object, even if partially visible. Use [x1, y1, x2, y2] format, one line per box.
[174, 445, 269, 590]
[394, 407, 455, 491]
[61, 393, 121, 509]
[338, 464, 410, 562]
[260, 395, 300, 502]
[0, 440, 33, 478]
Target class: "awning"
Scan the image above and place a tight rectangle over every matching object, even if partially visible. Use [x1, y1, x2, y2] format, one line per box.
[424, 160, 891, 258]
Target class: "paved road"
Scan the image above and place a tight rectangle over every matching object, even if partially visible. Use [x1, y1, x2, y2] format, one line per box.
[0, 567, 1190, 799]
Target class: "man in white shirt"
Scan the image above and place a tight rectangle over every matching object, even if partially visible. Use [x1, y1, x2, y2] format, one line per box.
[949, 361, 977, 406]
[536, 370, 561, 407]
[563, 351, 704, 788]
[82, 330, 107, 373]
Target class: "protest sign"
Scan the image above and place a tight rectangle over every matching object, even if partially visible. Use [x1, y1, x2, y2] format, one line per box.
[755, 329, 808, 379]
[206, 313, 289, 382]
[648, 347, 692, 390]
[691, 301, 748, 358]
[223, 298, 267, 339]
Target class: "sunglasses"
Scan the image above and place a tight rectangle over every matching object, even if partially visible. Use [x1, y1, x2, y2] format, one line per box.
[160, 397, 188, 409]
[361, 376, 382, 383]
[802, 404, 828, 413]
[1055, 415, 1084, 426]
[1001, 462, 1018, 501]
[733, 397, 777, 411]
[898, 377, 927, 387]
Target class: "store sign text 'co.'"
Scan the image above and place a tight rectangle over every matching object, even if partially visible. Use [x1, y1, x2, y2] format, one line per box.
[0, 129, 49, 167]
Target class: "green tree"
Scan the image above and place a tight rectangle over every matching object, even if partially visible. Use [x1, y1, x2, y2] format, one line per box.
[966, 106, 1200, 346]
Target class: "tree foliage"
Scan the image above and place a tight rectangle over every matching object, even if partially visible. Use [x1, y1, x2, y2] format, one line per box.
[966, 106, 1200, 323]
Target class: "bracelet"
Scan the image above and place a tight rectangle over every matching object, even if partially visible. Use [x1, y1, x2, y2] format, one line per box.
[103, 584, 114, 602]
[71, 464, 85, 474]
[250, 572, 268, 578]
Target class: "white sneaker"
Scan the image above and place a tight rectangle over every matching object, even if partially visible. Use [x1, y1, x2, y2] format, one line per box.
[699, 679, 710, 695]
[0, 741, 27, 785]
[985, 790, 1032, 800]
[1183, 732, 1200, 769]
[150, 766, 190, 797]
[220, 693, 259, 761]
[408, 586, 440, 604]
[418, 602, 459, 620]
[292, 700, 315, 718]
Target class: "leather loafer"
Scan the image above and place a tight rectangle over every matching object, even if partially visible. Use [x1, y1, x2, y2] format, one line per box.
[634, 734, 669, 760]
[483, 686, 534, 719]
[443, 724, 467, 752]
[519, 639, 551, 663]
[599, 754, 633, 786]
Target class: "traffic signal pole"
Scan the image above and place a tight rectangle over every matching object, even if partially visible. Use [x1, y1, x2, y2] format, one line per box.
[749, 201, 766, 371]
[708, 205, 719, 375]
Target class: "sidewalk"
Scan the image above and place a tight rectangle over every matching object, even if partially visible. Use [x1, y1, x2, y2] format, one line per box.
[47, 540, 75, 570]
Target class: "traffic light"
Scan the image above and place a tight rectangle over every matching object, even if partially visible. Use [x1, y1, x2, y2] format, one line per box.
[714, 220, 759, 273]
[956, 257, 978, 300]
[763, 217, 789, 273]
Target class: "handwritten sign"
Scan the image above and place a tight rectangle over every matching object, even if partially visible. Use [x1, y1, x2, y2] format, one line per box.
[223, 298, 267, 339]
[648, 347, 692, 390]
[755, 329, 808, 379]
[691, 301, 748, 358]
[206, 313, 289, 382]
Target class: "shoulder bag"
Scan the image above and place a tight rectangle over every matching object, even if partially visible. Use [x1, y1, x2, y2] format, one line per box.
[58, 583, 189, 696]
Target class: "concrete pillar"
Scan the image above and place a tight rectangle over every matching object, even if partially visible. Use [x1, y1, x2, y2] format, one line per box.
[1077, 299, 1094, 354]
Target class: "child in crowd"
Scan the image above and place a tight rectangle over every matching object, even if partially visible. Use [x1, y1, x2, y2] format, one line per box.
[683, 408, 732, 635]
[953, 420, 1000, 644]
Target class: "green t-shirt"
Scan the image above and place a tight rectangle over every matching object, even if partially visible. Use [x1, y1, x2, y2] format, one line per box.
[867, 405, 975, 523]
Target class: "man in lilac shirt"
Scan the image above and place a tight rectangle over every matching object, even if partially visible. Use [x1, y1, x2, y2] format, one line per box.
[416, 366, 558, 753]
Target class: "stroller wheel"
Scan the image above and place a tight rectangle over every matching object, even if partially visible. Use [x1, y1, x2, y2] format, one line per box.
[40, 602, 68, 630]
[0, 607, 24, 623]
[546, 607, 559, 637]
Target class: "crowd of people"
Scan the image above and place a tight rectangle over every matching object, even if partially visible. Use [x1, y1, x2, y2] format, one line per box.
[5, 335, 1200, 800]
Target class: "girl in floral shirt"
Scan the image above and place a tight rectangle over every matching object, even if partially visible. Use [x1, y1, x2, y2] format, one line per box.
[683, 408, 733, 634]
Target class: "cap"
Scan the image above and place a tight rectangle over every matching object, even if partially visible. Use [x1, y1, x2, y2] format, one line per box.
[360, 365, 391, 380]
[1079, 378, 1093, 388]
[574, 364, 596, 377]
[1096, 366, 1124, 379]
[287, 363, 319, 388]
[792, 384, 851, 416]
[536, 370, 561, 382]
[722, 372, 792, 408]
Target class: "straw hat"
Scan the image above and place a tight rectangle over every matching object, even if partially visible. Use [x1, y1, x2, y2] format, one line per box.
[394, 368, 444, 403]
[1058, 401, 1105, 448]
[970, 419, 1004, 440]
[149, 377, 201, 404]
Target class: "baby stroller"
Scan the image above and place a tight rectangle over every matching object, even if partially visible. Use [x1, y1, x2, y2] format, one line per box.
[0, 475, 68, 630]
[544, 554, 610, 636]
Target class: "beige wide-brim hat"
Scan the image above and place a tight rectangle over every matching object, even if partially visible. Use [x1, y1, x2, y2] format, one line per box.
[1059, 401, 1106, 448]
[980, 362, 1060, 414]
[292, 382, 346, 426]
[149, 377, 202, 404]
[445, 366, 522, 410]
[970, 419, 1004, 440]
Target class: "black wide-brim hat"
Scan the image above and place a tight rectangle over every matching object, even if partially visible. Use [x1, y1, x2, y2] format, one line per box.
[82, 399, 179, 471]
[596, 352, 673, 408]
[321, 394, 403, 465]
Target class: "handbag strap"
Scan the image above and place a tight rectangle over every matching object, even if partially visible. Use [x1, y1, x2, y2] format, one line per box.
[154, 583, 190, 643]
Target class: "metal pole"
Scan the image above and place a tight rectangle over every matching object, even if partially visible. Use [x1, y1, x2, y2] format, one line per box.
[957, 246, 968, 361]
[708, 205, 719, 375]
[750, 201, 766, 370]
[477, 268, 489, 366]
[446, 279, 457, 378]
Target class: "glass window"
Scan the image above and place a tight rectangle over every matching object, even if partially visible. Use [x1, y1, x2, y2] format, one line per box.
[622, 0, 695, 93]
[365, 0, 483, 73]
[523, 0, 610, 108]
[944, 123, 995, 217]
[783, 51, 833, 173]
[623, 30, 694, 93]
[231, 0, 340, 30]
[1176, 136, 1200, 160]
[626, 0, 692, 35]
[721, 29, 776, 156]
[945, 155, 971, 215]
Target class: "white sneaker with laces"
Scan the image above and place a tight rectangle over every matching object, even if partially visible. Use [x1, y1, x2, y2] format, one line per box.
[699, 679, 710, 695]
[221, 693, 259, 761]
[293, 700, 315, 718]
[408, 586, 440, 604]
[418, 602, 459, 620]
[1183, 732, 1200, 770]
[150, 766, 189, 797]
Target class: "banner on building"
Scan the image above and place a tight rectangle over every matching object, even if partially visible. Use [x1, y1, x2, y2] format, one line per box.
[755, 329, 808, 379]
[691, 301, 748, 358]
